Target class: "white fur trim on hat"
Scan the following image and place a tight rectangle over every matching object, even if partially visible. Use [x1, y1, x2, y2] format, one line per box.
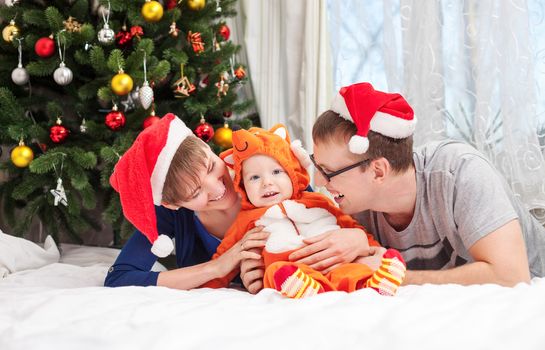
[348, 135, 369, 154]
[150, 234, 174, 257]
[330, 93, 351, 121]
[290, 139, 311, 169]
[370, 112, 417, 139]
[150, 118, 193, 205]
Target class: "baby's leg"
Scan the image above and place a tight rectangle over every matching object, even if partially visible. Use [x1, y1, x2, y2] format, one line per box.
[365, 249, 406, 296]
[264, 262, 334, 298]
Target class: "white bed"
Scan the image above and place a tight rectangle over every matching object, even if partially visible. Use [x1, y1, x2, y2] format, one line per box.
[1, 232, 544, 350]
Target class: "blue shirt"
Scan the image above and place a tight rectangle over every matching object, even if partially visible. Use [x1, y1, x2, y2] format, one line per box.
[104, 206, 221, 287]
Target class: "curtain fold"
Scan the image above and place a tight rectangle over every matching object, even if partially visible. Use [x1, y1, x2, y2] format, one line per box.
[240, 0, 332, 150]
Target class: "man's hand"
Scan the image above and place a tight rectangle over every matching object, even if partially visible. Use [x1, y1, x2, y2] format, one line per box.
[353, 247, 386, 270]
[288, 228, 371, 273]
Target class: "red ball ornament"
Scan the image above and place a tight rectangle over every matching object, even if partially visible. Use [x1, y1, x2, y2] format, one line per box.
[166, 0, 178, 10]
[218, 24, 230, 41]
[50, 118, 70, 143]
[194, 118, 214, 142]
[223, 111, 233, 118]
[143, 112, 161, 129]
[105, 105, 126, 131]
[35, 37, 55, 58]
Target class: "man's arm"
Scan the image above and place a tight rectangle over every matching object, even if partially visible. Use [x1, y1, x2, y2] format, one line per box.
[404, 220, 531, 286]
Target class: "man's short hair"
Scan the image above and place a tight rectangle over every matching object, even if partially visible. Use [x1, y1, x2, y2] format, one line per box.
[312, 110, 414, 173]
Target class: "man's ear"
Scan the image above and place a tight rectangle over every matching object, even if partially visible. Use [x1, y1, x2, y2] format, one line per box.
[370, 157, 390, 183]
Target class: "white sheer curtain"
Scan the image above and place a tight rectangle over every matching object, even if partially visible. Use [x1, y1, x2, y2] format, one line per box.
[329, 0, 545, 219]
[239, 0, 332, 150]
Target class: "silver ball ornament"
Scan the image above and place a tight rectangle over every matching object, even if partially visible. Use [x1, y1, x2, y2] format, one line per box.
[11, 65, 29, 85]
[53, 62, 73, 86]
[97, 23, 115, 45]
[139, 81, 154, 110]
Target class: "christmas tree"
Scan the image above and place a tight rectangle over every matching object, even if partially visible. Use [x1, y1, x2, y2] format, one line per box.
[0, 0, 254, 245]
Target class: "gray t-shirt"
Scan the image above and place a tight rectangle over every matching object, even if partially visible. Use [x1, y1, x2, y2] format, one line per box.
[354, 140, 545, 277]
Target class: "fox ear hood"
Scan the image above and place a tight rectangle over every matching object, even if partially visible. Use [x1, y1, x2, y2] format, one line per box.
[219, 148, 235, 169]
[270, 124, 290, 143]
[220, 123, 310, 209]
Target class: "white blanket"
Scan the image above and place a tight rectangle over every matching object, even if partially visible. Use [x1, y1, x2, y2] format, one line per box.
[0, 236, 544, 350]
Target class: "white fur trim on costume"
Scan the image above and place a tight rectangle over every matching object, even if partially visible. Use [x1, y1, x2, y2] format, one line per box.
[273, 126, 288, 140]
[150, 117, 193, 205]
[370, 112, 417, 139]
[150, 234, 174, 257]
[282, 200, 339, 239]
[290, 140, 311, 169]
[257, 204, 303, 253]
[261, 200, 340, 253]
[330, 93, 352, 121]
[348, 135, 369, 154]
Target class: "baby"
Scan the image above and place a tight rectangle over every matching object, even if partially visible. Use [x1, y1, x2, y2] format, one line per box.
[203, 124, 406, 298]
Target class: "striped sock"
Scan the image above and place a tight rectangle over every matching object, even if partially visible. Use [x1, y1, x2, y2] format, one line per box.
[366, 249, 406, 296]
[273, 264, 324, 299]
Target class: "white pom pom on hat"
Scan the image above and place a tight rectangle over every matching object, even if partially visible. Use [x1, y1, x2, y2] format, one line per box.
[151, 234, 175, 258]
[348, 135, 369, 154]
[330, 82, 416, 154]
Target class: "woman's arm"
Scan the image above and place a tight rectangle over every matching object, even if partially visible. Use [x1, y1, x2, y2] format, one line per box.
[104, 231, 163, 287]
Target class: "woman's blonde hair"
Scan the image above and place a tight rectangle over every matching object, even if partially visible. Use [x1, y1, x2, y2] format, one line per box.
[162, 136, 209, 204]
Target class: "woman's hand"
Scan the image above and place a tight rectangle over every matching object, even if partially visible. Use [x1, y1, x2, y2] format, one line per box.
[288, 228, 371, 274]
[240, 247, 265, 294]
[215, 226, 269, 278]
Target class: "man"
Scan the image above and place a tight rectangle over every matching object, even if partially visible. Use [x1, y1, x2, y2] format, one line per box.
[307, 82, 545, 286]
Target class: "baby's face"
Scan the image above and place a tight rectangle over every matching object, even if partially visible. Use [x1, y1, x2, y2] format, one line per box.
[242, 154, 293, 207]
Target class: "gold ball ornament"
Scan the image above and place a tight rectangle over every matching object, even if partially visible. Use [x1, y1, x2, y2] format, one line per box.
[187, 0, 206, 11]
[111, 70, 134, 95]
[213, 123, 233, 148]
[2, 20, 20, 43]
[142, 0, 164, 23]
[11, 141, 34, 168]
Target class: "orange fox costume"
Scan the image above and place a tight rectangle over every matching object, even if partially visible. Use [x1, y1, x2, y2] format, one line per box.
[202, 124, 386, 293]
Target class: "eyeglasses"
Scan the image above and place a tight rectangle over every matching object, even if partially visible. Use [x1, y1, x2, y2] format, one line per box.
[309, 154, 370, 182]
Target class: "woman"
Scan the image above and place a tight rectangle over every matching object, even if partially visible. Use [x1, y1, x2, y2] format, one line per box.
[104, 114, 267, 289]
[104, 114, 372, 292]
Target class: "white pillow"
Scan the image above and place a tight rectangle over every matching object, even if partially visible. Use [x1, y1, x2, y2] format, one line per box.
[0, 229, 60, 278]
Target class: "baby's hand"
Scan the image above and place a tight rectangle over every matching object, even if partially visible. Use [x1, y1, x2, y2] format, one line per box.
[354, 246, 387, 271]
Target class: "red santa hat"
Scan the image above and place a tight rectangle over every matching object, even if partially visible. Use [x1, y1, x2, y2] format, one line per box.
[109, 113, 193, 257]
[330, 82, 416, 154]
